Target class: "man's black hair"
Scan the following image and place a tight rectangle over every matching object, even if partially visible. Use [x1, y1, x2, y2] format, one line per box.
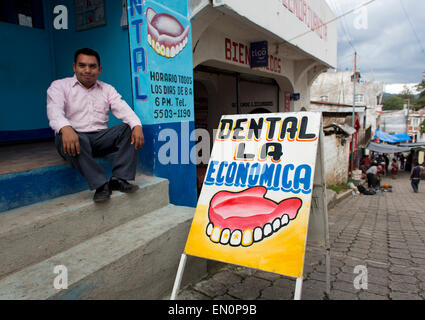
[74, 48, 101, 66]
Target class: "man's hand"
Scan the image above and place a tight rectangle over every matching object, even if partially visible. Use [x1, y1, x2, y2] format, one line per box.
[60, 126, 80, 156]
[131, 125, 144, 150]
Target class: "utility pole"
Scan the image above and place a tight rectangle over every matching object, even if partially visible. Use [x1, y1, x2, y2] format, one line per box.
[352, 52, 357, 128]
[351, 52, 360, 173]
[405, 102, 408, 134]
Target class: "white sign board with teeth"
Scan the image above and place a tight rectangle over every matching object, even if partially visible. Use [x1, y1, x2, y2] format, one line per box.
[172, 112, 330, 300]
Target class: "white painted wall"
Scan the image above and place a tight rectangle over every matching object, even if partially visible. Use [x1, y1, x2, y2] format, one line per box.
[193, 27, 292, 82]
[380, 110, 407, 134]
[212, 0, 337, 67]
[191, 0, 338, 122]
[311, 71, 384, 108]
[323, 134, 350, 185]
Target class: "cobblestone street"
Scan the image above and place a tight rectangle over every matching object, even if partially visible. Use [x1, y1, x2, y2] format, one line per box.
[177, 171, 425, 300]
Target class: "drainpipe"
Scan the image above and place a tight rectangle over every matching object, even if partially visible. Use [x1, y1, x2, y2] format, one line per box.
[351, 52, 358, 172]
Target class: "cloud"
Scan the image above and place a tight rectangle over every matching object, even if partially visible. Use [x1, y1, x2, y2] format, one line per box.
[384, 83, 421, 95]
[325, 0, 425, 84]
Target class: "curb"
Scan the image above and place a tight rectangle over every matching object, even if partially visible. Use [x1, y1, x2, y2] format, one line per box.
[327, 189, 353, 210]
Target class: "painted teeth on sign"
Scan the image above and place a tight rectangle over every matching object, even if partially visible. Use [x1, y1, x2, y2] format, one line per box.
[147, 8, 190, 58]
[205, 214, 299, 247]
[204, 187, 303, 247]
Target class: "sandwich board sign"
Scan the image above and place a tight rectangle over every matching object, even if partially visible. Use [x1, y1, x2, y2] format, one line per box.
[171, 112, 330, 300]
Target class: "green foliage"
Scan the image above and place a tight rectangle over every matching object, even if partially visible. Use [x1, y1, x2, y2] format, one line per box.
[416, 79, 425, 93]
[415, 96, 425, 110]
[383, 74, 425, 111]
[398, 85, 415, 101]
[415, 78, 425, 110]
[382, 96, 405, 111]
[328, 184, 349, 194]
[421, 119, 425, 135]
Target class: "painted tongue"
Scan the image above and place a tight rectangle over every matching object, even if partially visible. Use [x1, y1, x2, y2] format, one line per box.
[151, 13, 184, 37]
[209, 187, 302, 230]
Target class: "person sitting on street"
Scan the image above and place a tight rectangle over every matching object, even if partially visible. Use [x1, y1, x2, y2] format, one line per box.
[376, 165, 383, 189]
[46, 48, 144, 202]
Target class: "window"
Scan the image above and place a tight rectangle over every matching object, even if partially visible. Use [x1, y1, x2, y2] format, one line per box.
[412, 118, 420, 127]
[320, 95, 329, 102]
[0, 0, 44, 29]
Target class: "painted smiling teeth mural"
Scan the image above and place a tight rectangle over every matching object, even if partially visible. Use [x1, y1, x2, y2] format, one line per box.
[206, 187, 302, 247]
[147, 8, 190, 58]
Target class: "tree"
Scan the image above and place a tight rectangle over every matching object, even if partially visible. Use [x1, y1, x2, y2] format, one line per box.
[382, 96, 405, 111]
[416, 74, 425, 93]
[399, 85, 418, 110]
[399, 85, 415, 102]
[415, 74, 425, 109]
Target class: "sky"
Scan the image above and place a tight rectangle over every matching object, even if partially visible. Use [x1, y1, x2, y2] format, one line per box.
[384, 83, 420, 95]
[325, 0, 425, 91]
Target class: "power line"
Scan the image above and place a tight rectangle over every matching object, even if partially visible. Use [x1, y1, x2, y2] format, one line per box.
[288, 0, 377, 42]
[331, 0, 358, 53]
[398, 0, 425, 58]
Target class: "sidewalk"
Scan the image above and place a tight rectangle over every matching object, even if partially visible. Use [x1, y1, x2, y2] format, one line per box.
[177, 171, 425, 300]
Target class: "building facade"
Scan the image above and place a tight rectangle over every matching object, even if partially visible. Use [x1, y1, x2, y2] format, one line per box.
[407, 109, 425, 142]
[0, 0, 337, 208]
[310, 70, 384, 134]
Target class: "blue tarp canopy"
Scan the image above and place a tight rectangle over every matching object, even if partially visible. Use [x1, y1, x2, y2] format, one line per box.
[392, 132, 412, 142]
[373, 130, 412, 143]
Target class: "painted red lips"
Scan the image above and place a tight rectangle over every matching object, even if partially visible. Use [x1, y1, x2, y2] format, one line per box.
[206, 187, 302, 247]
[147, 7, 190, 58]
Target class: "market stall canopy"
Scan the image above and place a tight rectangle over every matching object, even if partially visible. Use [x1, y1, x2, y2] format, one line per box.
[399, 142, 425, 152]
[392, 132, 412, 142]
[366, 142, 412, 154]
[373, 130, 412, 143]
[399, 142, 425, 147]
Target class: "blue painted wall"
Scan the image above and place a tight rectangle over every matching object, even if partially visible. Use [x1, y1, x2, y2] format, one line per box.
[47, 0, 133, 128]
[139, 122, 197, 207]
[0, 19, 54, 133]
[0, 0, 133, 141]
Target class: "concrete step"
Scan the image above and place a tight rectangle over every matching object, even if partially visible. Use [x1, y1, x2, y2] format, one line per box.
[0, 204, 205, 300]
[0, 174, 170, 279]
[0, 158, 114, 213]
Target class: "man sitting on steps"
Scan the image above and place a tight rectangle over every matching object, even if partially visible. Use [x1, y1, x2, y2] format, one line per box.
[46, 48, 144, 202]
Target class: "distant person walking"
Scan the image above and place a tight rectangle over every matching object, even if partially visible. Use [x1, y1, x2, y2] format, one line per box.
[383, 154, 389, 175]
[391, 158, 398, 179]
[399, 154, 405, 170]
[410, 162, 421, 193]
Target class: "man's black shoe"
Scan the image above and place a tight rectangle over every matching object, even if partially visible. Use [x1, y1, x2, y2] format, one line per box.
[109, 177, 139, 193]
[93, 182, 112, 202]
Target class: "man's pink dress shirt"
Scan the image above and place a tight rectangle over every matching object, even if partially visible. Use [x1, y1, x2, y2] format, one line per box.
[47, 75, 141, 134]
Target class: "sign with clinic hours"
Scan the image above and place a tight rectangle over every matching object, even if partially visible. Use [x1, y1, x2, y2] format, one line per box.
[184, 112, 321, 278]
[127, 0, 194, 125]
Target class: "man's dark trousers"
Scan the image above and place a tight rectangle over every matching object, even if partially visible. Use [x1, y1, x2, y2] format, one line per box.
[55, 124, 137, 190]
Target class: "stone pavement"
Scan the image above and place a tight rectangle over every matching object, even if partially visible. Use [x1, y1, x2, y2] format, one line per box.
[177, 171, 425, 300]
